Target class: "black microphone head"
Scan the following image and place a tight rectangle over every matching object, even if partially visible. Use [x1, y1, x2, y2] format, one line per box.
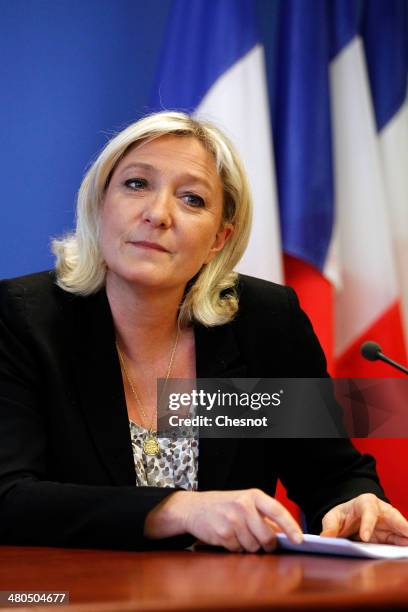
[361, 341, 382, 361]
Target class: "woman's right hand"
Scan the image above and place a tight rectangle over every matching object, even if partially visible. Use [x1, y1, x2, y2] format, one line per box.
[144, 489, 303, 552]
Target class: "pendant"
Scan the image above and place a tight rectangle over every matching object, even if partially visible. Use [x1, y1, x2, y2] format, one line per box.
[143, 434, 160, 456]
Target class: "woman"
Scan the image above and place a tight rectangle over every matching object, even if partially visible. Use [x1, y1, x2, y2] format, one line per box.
[0, 111, 407, 552]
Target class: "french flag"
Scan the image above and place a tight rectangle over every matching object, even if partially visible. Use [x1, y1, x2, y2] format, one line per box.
[274, 0, 408, 517]
[330, 0, 408, 518]
[151, 0, 408, 518]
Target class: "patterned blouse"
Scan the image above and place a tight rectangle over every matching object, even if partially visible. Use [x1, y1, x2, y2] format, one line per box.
[129, 420, 199, 491]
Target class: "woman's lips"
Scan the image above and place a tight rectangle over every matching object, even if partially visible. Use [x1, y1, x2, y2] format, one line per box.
[129, 240, 170, 253]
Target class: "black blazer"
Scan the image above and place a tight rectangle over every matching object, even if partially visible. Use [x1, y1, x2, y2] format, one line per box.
[0, 271, 385, 550]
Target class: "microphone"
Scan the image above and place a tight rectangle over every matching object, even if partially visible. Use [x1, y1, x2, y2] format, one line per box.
[360, 341, 408, 375]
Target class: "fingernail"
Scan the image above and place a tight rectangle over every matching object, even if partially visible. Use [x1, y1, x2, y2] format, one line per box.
[362, 530, 370, 542]
[292, 532, 303, 544]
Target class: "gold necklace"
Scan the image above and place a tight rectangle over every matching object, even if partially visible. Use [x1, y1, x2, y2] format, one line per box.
[116, 328, 180, 456]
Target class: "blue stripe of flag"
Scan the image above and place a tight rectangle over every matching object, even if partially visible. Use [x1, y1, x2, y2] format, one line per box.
[150, 0, 258, 112]
[362, 0, 408, 131]
[328, 0, 360, 59]
[273, 0, 334, 271]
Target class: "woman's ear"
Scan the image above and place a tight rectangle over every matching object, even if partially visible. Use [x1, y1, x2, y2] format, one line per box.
[204, 223, 234, 264]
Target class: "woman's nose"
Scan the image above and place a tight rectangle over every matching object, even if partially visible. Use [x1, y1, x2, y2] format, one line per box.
[142, 190, 173, 228]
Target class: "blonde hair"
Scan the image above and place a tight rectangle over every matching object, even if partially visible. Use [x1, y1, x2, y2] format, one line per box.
[52, 111, 252, 326]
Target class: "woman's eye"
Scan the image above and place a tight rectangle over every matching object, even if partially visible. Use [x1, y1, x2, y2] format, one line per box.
[124, 178, 147, 190]
[182, 193, 205, 208]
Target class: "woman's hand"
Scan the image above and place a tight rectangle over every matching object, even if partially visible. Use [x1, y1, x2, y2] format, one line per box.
[320, 493, 408, 545]
[144, 489, 303, 552]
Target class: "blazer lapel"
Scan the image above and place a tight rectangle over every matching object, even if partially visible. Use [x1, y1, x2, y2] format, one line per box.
[65, 289, 135, 486]
[62, 288, 248, 491]
[195, 322, 247, 491]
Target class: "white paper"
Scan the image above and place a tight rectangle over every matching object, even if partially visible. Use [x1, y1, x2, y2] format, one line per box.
[276, 533, 408, 559]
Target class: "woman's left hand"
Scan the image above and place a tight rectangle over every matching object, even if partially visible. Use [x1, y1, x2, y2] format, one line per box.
[320, 493, 408, 545]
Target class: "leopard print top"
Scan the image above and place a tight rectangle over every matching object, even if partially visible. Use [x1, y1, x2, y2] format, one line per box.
[129, 420, 198, 491]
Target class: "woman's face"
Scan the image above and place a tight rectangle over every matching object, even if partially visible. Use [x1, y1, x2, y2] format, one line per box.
[100, 135, 232, 293]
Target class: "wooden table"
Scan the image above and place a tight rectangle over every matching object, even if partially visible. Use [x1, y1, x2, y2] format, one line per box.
[1, 546, 408, 611]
